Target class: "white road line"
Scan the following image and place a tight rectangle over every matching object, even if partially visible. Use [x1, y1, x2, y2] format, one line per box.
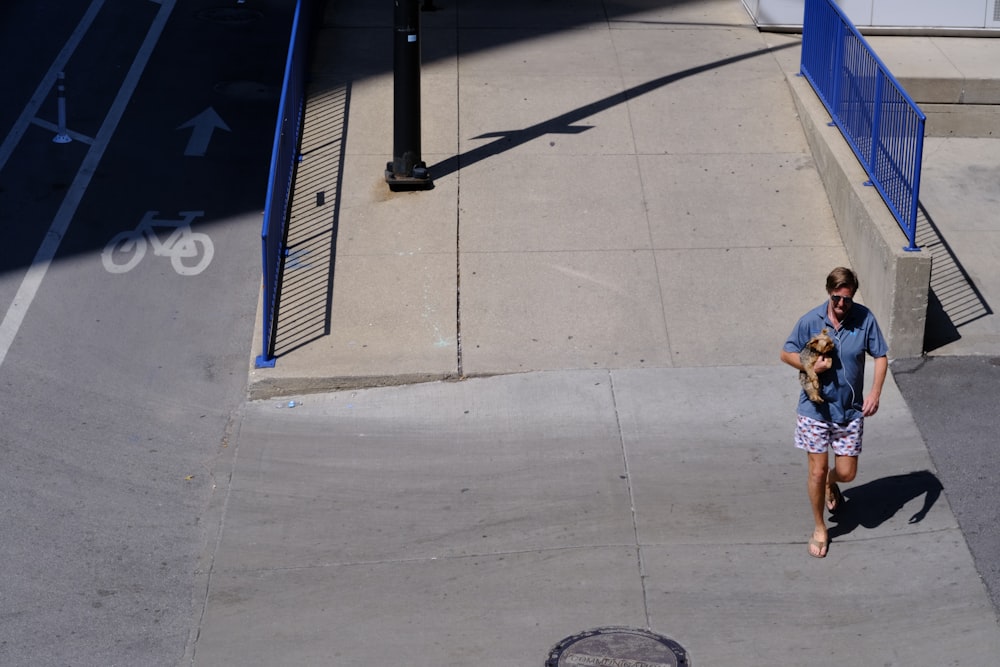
[0, 0, 177, 369]
[28, 118, 96, 145]
[0, 0, 105, 171]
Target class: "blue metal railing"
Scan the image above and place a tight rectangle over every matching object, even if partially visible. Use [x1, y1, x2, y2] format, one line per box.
[800, 0, 925, 252]
[256, 0, 311, 368]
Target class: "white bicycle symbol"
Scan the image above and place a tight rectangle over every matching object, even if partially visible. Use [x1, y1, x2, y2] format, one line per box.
[102, 210, 214, 276]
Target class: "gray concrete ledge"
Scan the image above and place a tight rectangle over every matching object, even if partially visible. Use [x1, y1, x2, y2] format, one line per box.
[871, 38, 1000, 138]
[787, 73, 932, 359]
[894, 75, 999, 138]
[245, 372, 461, 401]
[898, 77, 1000, 105]
[922, 103, 999, 137]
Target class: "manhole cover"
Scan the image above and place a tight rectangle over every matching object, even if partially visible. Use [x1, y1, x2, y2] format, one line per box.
[547, 627, 689, 667]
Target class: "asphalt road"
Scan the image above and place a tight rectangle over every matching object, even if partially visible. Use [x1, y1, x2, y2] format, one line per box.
[0, 1, 293, 664]
[892, 355, 1000, 614]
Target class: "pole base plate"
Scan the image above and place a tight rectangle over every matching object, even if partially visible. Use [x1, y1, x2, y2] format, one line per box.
[385, 162, 434, 191]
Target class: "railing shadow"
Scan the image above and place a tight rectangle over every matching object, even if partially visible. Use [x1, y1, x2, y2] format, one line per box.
[270, 81, 349, 358]
[915, 202, 993, 352]
[828, 469, 943, 540]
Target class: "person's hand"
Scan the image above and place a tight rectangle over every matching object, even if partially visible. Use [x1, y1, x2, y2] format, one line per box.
[813, 355, 832, 374]
[862, 392, 881, 417]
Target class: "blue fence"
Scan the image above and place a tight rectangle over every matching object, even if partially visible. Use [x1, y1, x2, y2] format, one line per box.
[256, 0, 312, 368]
[800, 0, 925, 252]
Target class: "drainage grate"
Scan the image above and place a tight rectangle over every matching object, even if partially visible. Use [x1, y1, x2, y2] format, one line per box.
[546, 627, 690, 667]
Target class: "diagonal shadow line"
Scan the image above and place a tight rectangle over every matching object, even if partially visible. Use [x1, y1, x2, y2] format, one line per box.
[429, 41, 799, 179]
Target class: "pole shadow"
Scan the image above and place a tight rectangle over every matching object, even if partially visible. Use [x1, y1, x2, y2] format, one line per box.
[428, 41, 798, 180]
[828, 469, 943, 540]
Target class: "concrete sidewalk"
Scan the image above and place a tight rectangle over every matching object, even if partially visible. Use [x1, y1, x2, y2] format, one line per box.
[248, 0, 852, 397]
[194, 1, 1000, 664]
[194, 368, 1000, 665]
[246, 3, 1000, 398]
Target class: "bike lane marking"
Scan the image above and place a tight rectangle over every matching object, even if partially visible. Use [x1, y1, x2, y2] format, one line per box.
[0, 0, 177, 369]
[102, 210, 214, 276]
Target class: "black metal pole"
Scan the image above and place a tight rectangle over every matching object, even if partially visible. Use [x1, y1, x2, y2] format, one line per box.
[385, 0, 433, 190]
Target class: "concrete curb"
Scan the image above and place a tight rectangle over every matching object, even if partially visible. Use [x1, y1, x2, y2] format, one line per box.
[246, 372, 463, 401]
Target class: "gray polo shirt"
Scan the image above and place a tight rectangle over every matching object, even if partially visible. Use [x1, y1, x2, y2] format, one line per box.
[784, 301, 888, 423]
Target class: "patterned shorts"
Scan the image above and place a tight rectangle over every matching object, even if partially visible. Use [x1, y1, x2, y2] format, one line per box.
[795, 415, 863, 455]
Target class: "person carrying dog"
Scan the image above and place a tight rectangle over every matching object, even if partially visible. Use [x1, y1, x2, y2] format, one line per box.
[780, 267, 888, 558]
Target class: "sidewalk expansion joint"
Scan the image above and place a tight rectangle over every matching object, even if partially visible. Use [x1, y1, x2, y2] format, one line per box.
[220, 542, 644, 574]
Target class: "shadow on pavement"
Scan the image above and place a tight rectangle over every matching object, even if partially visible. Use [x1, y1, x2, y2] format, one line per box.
[828, 469, 943, 540]
[916, 202, 993, 352]
[270, 83, 349, 358]
[429, 41, 798, 180]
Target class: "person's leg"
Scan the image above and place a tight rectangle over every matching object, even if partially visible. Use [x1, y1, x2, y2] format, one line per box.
[796, 415, 832, 557]
[829, 454, 857, 485]
[825, 455, 856, 511]
[826, 418, 863, 510]
[807, 451, 829, 556]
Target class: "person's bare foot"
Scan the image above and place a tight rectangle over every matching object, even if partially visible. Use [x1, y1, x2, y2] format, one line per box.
[808, 530, 828, 558]
[826, 482, 843, 512]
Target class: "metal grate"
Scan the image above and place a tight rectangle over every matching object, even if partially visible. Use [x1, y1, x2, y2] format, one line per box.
[995, 0, 1000, 22]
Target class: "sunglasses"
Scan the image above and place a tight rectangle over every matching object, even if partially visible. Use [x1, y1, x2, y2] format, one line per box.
[830, 295, 854, 305]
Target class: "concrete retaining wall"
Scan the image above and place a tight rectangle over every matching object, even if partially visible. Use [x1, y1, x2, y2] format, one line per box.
[787, 73, 932, 359]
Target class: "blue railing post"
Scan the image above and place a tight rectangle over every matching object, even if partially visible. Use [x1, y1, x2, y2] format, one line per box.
[868, 73, 884, 184]
[904, 142, 923, 252]
[830, 20, 843, 114]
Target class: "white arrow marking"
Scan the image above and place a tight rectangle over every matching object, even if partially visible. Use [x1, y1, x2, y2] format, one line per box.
[177, 107, 230, 156]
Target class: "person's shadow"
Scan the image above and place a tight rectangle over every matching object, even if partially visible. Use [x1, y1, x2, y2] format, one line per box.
[828, 470, 943, 540]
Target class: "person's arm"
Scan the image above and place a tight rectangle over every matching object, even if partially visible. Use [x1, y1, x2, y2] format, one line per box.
[862, 355, 888, 416]
[779, 349, 801, 370]
[780, 349, 831, 373]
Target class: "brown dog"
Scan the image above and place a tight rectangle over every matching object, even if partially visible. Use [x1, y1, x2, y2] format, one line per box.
[799, 328, 835, 403]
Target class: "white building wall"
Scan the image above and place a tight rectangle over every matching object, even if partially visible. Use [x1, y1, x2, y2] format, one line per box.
[743, 0, 1000, 31]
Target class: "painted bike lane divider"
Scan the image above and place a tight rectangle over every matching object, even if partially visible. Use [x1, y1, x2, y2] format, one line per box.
[0, 0, 105, 170]
[0, 0, 177, 370]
